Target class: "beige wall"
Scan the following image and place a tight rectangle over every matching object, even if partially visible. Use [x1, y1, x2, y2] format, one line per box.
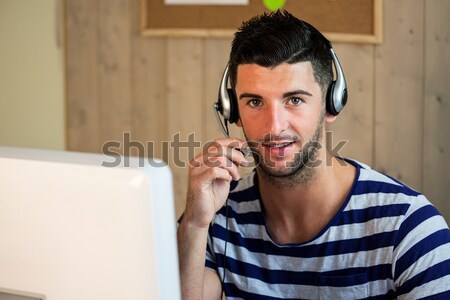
[65, 0, 450, 222]
[0, 0, 65, 150]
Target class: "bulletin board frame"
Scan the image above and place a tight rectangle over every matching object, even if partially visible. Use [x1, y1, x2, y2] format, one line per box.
[141, 0, 383, 44]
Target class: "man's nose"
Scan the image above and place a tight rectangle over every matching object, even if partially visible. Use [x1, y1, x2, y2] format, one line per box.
[266, 102, 287, 136]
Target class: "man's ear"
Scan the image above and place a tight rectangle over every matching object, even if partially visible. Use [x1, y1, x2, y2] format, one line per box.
[235, 118, 243, 127]
[325, 113, 337, 124]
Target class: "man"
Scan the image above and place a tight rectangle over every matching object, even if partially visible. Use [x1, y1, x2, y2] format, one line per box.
[177, 10, 450, 299]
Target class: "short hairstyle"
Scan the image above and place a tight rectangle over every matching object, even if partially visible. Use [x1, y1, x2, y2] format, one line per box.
[229, 10, 333, 100]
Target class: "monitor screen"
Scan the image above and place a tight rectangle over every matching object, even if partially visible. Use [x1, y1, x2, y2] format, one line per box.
[0, 146, 180, 300]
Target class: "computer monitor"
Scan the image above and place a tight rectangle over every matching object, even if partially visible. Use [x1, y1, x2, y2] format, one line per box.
[0, 146, 180, 300]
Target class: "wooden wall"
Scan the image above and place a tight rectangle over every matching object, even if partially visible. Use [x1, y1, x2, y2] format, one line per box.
[65, 0, 450, 221]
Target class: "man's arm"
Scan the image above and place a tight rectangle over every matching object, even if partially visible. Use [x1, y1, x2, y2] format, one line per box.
[177, 220, 221, 300]
[177, 139, 248, 300]
[394, 197, 450, 299]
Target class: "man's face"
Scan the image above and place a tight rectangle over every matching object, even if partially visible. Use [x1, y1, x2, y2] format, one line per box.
[235, 62, 328, 180]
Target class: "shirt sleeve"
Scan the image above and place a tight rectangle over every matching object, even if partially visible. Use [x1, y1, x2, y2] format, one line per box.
[393, 195, 450, 299]
[205, 223, 218, 271]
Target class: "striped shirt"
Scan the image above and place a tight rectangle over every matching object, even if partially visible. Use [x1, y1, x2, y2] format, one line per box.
[205, 160, 450, 299]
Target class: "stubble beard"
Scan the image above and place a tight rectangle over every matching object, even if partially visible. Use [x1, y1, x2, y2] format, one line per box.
[245, 111, 325, 188]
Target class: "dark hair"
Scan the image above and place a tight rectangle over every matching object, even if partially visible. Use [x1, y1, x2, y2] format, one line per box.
[229, 10, 333, 100]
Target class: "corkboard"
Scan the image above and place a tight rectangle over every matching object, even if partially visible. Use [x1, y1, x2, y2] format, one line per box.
[141, 0, 382, 43]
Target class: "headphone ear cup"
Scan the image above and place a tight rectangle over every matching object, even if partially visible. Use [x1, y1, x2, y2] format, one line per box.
[326, 81, 339, 116]
[328, 46, 348, 115]
[227, 88, 239, 123]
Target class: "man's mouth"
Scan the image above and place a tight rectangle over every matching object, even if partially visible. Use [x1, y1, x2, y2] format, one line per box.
[262, 141, 295, 148]
[260, 141, 296, 158]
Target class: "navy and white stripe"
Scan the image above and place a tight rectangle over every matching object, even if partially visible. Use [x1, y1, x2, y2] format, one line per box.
[205, 160, 450, 299]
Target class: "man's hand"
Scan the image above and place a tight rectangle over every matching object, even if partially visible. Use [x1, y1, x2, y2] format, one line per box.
[183, 138, 250, 229]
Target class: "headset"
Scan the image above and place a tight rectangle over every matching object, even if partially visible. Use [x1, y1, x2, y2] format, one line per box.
[213, 41, 348, 137]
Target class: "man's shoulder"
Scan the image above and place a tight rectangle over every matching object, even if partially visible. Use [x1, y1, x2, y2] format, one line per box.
[347, 158, 421, 197]
[346, 159, 438, 217]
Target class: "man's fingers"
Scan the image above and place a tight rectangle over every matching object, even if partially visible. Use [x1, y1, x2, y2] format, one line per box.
[204, 139, 250, 168]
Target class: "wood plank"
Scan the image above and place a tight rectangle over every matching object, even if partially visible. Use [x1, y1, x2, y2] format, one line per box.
[97, 0, 133, 153]
[374, 0, 424, 190]
[328, 43, 374, 166]
[65, 0, 100, 152]
[423, 0, 450, 222]
[166, 38, 203, 217]
[131, 0, 167, 160]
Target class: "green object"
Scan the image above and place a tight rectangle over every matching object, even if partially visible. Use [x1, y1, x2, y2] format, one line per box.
[263, 0, 286, 11]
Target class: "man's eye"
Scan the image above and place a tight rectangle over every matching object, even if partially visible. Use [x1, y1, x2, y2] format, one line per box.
[289, 97, 303, 105]
[248, 99, 262, 107]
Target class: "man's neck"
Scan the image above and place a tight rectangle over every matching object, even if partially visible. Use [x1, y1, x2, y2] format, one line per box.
[256, 156, 356, 244]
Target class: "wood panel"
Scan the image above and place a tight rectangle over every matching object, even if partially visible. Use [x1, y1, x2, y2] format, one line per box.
[97, 0, 133, 151]
[374, 0, 424, 190]
[65, 0, 100, 152]
[166, 38, 204, 217]
[423, 0, 450, 221]
[328, 43, 374, 166]
[131, 0, 167, 160]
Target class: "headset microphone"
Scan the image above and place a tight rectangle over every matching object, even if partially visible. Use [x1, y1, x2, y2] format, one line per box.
[213, 102, 230, 138]
[213, 65, 252, 157]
